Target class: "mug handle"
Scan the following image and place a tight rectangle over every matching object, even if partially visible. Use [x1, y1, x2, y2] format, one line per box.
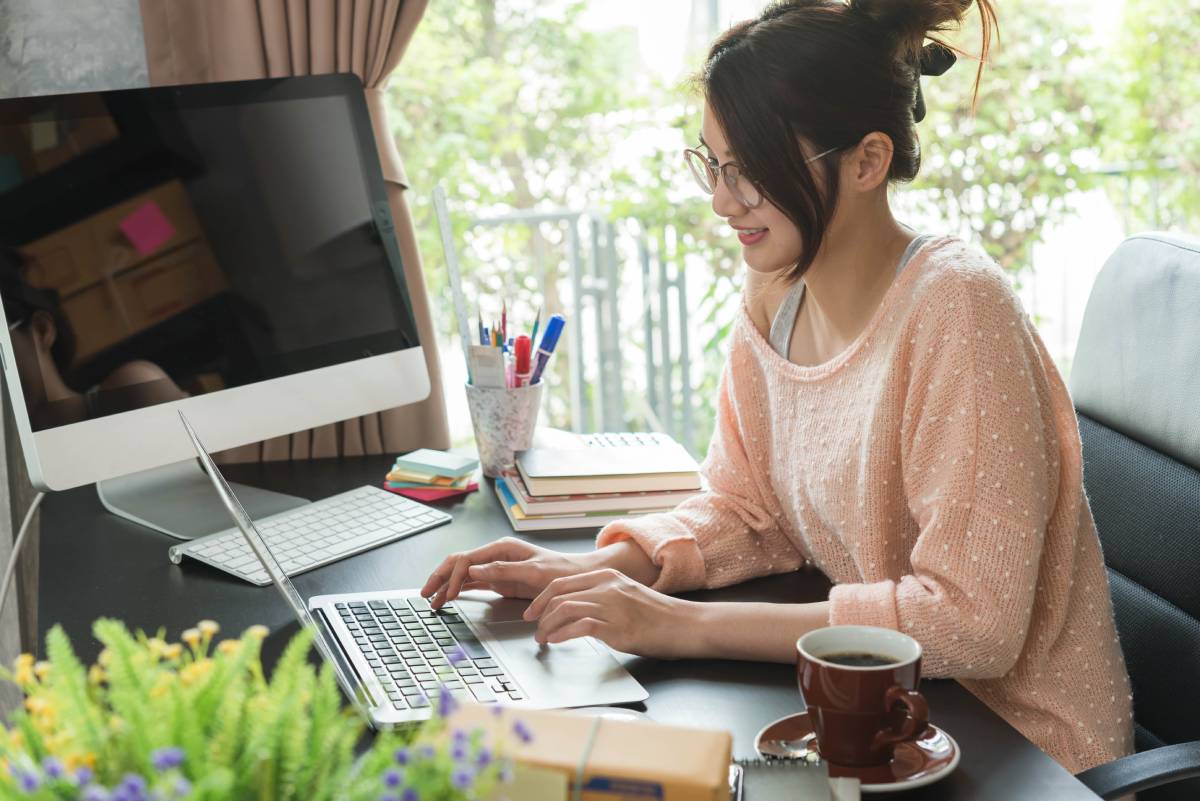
[872, 685, 929, 749]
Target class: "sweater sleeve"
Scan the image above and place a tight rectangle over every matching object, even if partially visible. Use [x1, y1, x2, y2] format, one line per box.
[596, 345, 807, 594]
[828, 269, 1058, 679]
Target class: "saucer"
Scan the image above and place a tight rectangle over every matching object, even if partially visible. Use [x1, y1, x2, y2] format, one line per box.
[755, 711, 960, 793]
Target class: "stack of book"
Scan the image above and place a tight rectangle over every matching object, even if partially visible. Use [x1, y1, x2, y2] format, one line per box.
[385, 449, 480, 502]
[495, 432, 703, 531]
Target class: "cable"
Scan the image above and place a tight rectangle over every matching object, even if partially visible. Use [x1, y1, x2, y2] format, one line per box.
[0, 491, 46, 623]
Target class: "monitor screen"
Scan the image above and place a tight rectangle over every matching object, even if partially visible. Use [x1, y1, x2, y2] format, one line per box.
[0, 76, 419, 433]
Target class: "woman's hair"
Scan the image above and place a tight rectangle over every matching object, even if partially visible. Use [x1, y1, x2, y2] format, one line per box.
[1, 246, 77, 371]
[697, 0, 997, 281]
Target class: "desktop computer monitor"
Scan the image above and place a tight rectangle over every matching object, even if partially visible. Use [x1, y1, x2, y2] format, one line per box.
[0, 74, 431, 534]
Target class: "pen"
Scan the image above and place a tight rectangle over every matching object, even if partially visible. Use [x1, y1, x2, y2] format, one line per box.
[530, 306, 542, 345]
[514, 334, 532, 387]
[502, 301, 507, 345]
[529, 313, 565, 385]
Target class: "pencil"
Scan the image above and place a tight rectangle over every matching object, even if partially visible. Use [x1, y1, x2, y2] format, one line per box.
[531, 306, 542, 345]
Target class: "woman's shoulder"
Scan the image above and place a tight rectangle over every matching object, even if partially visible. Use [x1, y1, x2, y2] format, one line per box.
[906, 236, 1027, 328]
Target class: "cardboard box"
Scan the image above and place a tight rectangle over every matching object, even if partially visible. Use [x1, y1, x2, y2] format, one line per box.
[23, 179, 205, 296]
[449, 704, 731, 801]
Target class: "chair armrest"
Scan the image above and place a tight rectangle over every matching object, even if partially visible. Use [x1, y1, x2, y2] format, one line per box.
[1076, 742, 1200, 799]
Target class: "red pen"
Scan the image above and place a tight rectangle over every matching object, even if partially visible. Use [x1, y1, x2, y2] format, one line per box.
[514, 335, 532, 387]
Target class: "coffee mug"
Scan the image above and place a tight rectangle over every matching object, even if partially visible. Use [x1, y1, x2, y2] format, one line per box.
[795, 625, 929, 767]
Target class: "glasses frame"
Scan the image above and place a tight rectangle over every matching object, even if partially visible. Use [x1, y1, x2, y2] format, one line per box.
[683, 145, 841, 209]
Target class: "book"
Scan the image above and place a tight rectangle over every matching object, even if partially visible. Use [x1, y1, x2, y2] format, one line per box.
[392, 448, 479, 479]
[515, 432, 701, 496]
[502, 469, 699, 516]
[494, 479, 672, 532]
[386, 483, 478, 502]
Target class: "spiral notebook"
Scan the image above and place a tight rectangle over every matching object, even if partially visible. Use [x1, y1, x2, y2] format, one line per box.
[729, 758, 860, 801]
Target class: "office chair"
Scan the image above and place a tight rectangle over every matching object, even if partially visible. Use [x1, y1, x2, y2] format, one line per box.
[1069, 233, 1200, 801]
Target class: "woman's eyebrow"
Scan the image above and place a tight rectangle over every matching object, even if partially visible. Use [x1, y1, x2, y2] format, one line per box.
[697, 132, 729, 157]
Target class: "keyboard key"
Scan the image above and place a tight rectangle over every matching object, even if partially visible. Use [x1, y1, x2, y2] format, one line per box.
[480, 666, 505, 677]
[470, 685, 496, 702]
[474, 658, 497, 669]
[408, 597, 431, 612]
[463, 675, 484, 685]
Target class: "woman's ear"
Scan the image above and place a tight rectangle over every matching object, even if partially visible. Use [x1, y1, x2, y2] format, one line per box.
[29, 309, 57, 352]
[846, 132, 894, 192]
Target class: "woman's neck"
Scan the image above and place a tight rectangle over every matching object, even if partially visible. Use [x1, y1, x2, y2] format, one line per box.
[799, 202, 913, 343]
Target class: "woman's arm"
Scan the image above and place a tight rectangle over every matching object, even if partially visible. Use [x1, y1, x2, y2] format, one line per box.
[596, 343, 808, 594]
[523, 567, 830, 662]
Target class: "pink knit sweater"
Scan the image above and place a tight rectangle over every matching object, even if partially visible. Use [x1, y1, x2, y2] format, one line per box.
[597, 237, 1134, 773]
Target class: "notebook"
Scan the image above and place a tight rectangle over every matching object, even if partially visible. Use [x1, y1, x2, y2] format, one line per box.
[730, 759, 860, 801]
[392, 448, 479, 478]
[515, 432, 701, 496]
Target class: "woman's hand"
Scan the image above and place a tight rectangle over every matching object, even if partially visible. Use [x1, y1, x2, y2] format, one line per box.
[420, 537, 594, 609]
[522, 568, 699, 659]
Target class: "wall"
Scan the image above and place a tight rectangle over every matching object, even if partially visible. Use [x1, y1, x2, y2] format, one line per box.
[0, 0, 148, 98]
[0, 0, 147, 712]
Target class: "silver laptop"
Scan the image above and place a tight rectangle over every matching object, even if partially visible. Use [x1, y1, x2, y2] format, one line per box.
[178, 411, 647, 727]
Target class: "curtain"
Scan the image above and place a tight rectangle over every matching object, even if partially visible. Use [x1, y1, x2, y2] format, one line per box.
[137, 0, 448, 460]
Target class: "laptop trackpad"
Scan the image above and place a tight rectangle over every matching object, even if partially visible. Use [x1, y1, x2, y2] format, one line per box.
[485, 621, 624, 690]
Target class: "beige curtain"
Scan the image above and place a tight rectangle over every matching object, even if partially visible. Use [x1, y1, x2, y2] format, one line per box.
[138, 0, 449, 460]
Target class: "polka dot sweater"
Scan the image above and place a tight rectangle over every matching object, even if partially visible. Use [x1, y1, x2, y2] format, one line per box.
[597, 237, 1134, 773]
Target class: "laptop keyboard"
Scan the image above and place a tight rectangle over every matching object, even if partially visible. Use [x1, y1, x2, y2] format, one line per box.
[169, 486, 451, 585]
[337, 596, 522, 711]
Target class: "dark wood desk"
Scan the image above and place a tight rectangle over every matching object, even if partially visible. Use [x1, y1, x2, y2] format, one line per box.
[37, 454, 1100, 799]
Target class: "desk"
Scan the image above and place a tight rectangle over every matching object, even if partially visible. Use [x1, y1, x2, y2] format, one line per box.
[37, 454, 1100, 800]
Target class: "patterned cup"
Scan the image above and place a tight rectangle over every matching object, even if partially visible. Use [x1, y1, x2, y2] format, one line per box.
[464, 381, 544, 477]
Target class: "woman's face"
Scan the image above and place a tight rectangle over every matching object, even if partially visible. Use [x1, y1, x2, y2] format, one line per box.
[700, 104, 802, 274]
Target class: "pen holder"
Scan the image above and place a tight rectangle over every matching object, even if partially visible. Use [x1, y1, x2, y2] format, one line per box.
[465, 381, 544, 477]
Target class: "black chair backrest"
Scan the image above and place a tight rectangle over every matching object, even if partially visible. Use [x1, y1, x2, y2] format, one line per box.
[1071, 233, 1200, 801]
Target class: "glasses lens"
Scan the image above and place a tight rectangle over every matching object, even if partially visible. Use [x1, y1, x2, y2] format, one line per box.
[685, 150, 716, 194]
[725, 164, 762, 208]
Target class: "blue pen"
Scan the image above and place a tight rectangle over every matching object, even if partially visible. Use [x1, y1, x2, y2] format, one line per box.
[529, 313, 565, 384]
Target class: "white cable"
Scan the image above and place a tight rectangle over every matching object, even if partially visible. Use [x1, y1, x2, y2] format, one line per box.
[0, 491, 46, 623]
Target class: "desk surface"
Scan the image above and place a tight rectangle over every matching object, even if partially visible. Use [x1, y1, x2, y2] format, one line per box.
[38, 454, 1100, 800]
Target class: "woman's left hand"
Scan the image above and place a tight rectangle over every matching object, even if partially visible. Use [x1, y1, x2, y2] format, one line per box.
[522, 568, 698, 659]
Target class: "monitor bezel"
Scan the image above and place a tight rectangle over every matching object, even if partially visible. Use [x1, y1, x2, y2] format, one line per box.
[0, 74, 430, 491]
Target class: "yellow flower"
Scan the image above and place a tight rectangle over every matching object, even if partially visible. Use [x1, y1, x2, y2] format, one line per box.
[217, 640, 240, 656]
[33, 661, 51, 680]
[146, 638, 167, 659]
[180, 659, 215, 687]
[163, 643, 183, 661]
[245, 625, 269, 641]
[181, 628, 201, 649]
[198, 620, 220, 637]
[13, 665, 34, 686]
[88, 665, 106, 686]
[14, 653, 34, 670]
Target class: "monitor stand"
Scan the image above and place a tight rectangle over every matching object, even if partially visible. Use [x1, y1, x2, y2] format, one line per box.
[96, 458, 311, 541]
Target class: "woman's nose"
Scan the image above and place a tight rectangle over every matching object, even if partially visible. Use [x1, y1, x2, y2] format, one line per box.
[711, 177, 746, 218]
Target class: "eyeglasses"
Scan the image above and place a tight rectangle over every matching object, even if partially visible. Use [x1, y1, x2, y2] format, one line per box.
[682, 145, 841, 208]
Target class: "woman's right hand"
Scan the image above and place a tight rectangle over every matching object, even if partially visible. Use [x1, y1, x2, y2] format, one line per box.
[420, 537, 594, 609]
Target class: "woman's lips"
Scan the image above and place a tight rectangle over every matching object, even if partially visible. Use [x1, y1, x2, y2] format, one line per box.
[737, 228, 767, 246]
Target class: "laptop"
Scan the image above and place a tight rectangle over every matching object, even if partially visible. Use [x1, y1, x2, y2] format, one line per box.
[178, 411, 648, 727]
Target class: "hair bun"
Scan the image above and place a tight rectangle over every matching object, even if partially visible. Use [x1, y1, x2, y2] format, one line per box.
[847, 0, 973, 62]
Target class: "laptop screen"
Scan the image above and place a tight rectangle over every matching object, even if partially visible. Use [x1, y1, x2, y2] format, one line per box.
[177, 410, 375, 717]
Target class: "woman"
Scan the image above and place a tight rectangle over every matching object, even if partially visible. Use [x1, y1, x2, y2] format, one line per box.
[422, 0, 1133, 774]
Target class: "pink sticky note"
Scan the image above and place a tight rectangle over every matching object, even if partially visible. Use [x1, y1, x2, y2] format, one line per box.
[118, 200, 176, 256]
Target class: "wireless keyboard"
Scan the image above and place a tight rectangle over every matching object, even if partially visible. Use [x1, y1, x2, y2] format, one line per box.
[168, 485, 451, 585]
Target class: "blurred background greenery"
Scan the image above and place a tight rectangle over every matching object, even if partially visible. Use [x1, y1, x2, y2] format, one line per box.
[387, 0, 1200, 455]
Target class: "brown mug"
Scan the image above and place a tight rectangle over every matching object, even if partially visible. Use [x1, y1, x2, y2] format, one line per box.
[796, 625, 929, 767]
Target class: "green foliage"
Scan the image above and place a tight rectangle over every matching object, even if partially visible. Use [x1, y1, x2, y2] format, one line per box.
[390, 0, 1188, 456]
[0, 620, 514, 801]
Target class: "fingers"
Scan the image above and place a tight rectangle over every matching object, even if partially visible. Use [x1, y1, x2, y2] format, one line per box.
[525, 569, 619, 621]
[433, 556, 473, 609]
[422, 538, 530, 602]
[535, 600, 605, 644]
[543, 617, 606, 645]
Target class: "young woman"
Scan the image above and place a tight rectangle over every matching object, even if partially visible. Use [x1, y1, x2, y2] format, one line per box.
[422, 0, 1133, 774]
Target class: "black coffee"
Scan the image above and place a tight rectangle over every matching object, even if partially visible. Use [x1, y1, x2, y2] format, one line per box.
[821, 651, 898, 667]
